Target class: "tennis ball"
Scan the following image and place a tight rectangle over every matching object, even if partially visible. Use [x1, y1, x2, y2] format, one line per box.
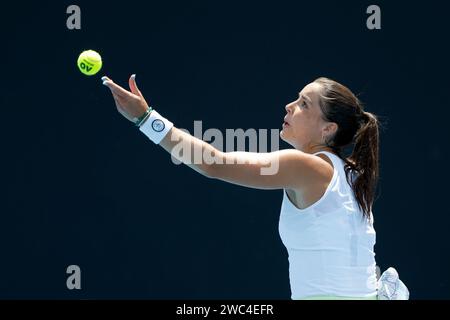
[77, 50, 102, 76]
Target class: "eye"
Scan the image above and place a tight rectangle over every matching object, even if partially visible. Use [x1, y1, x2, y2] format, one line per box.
[298, 100, 307, 108]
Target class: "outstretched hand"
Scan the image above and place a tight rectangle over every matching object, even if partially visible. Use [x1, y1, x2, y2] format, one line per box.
[102, 74, 149, 123]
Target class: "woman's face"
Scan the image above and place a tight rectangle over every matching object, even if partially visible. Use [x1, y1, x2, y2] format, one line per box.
[280, 82, 335, 151]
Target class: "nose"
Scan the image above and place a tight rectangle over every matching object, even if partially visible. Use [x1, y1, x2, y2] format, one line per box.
[285, 103, 292, 114]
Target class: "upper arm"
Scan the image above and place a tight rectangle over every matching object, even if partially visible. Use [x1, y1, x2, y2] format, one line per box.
[208, 149, 327, 190]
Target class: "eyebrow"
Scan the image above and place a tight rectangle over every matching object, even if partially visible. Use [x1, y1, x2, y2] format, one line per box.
[298, 93, 312, 104]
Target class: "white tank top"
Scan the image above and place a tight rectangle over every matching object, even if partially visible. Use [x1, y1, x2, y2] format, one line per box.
[278, 151, 378, 299]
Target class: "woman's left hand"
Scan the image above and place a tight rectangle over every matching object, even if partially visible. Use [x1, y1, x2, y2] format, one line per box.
[102, 74, 150, 123]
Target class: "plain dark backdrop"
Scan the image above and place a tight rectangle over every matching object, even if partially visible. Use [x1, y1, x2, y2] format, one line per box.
[1, 1, 449, 299]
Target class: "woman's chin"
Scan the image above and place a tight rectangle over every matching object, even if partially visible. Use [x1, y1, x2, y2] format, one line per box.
[280, 130, 289, 142]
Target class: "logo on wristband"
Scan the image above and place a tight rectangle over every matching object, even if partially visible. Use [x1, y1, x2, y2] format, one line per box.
[152, 119, 165, 132]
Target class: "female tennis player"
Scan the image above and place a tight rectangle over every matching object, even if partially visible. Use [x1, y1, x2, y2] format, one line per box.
[101, 75, 407, 300]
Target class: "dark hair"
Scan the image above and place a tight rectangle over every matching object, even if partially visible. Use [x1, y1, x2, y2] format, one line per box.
[313, 77, 379, 219]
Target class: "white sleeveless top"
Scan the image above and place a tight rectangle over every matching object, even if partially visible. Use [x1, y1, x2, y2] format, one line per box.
[278, 151, 378, 299]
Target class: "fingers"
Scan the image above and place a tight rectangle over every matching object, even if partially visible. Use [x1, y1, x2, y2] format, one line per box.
[128, 74, 143, 98]
[101, 76, 131, 98]
[101, 77, 122, 105]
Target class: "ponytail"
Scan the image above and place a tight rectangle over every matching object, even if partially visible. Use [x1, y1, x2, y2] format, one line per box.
[314, 77, 381, 219]
[348, 111, 379, 216]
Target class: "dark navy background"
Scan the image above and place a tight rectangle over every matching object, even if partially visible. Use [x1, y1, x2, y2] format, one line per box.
[1, 1, 449, 299]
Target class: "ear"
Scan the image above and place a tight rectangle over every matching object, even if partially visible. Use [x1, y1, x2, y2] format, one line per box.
[322, 122, 338, 140]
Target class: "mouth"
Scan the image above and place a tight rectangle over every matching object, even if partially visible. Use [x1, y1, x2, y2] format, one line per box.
[283, 117, 290, 127]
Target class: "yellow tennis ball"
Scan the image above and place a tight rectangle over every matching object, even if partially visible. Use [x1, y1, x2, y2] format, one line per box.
[77, 50, 102, 76]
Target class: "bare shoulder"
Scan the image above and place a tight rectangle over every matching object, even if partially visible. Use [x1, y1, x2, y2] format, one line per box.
[277, 149, 334, 172]
[315, 153, 335, 169]
[278, 149, 334, 190]
[284, 152, 336, 209]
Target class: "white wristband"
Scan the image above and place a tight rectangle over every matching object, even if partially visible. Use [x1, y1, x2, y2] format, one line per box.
[139, 110, 174, 144]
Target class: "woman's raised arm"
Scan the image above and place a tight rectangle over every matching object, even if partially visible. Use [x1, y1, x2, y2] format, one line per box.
[102, 75, 328, 190]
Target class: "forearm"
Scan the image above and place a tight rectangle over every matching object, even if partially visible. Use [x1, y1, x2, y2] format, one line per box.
[138, 110, 287, 188]
[159, 131, 278, 181]
[159, 126, 221, 177]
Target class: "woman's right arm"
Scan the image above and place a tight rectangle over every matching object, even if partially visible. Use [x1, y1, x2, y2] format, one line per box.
[102, 75, 331, 191]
